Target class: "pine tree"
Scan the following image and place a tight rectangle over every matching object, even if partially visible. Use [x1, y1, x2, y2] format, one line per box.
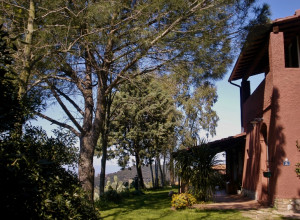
[110, 74, 179, 189]
[1, 0, 270, 200]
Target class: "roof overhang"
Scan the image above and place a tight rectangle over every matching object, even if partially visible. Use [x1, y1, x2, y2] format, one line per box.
[207, 132, 246, 151]
[229, 9, 300, 82]
[173, 133, 246, 157]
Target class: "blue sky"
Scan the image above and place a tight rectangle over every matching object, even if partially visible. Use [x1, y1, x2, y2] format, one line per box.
[211, 0, 300, 142]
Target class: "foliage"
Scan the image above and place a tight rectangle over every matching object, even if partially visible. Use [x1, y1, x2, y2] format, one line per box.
[0, 24, 18, 132]
[95, 188, 134, 208]
[171, 193, 197, 209]
[105, 175, 127, 193]
[0, 126, 100, 219]
[174, 141, 220, 201]
[100, 189, 123, 204]
[1, 0, 270, 199]
[0, 24, 39, 133]
[0, 21, 99, 218]
[0, 1, 46, 136]
[109, 74, 180, 188]
[296, 140, 300, 177]
[111, 74, 179, 163]
[176, 82, 219, 146]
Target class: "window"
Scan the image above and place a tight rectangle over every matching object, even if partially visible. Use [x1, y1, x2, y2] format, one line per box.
[285, 35, 300, 68]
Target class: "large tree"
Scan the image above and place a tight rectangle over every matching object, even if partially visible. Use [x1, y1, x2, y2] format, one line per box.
[0, 0, 60, 135]
[109, 74, 179, 190]
[0, 25, 99, 218]
[1, 0, 269, 200]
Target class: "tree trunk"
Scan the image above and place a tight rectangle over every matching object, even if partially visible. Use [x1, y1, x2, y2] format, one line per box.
[99, 93, 112, 196]
[154, 159, 159, 188]
[149, 159, 155, 188]
[157, 155, 164, 187]
[14, 0, 35, 137]
[79, 48, 106, 201]
[135, 152, 145, 189]
[163, 154, 166, 186]
[178, 177, 181, 194]
[99, 137, 107, 196]
[19, 0, 34, 98]
[79, 133, 95, 201]
[169, 154, 175, 186]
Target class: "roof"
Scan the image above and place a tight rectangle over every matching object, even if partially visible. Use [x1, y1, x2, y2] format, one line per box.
[229, 9, 300, 82]
[207, 132, 246, 151]
[173, 133, 246, 157]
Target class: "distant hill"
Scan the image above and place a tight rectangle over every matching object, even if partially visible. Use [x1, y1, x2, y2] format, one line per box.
[94, 165, 170, 187]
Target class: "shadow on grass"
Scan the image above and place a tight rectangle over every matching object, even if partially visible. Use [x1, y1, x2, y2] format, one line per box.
[193, 209, 242, 220]
[98, 189, 172, 219]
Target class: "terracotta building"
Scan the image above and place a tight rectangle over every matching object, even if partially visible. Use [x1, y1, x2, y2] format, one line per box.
[228, 10, 300, 211]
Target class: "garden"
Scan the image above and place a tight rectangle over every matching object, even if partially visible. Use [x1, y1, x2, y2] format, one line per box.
[0, 1, 272, 219]
[97, 187, 248, 220]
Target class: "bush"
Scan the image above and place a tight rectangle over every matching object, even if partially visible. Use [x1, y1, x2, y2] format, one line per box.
[105, 175, 126, 192]
[171, 193, 196, 209]
[101, 189, 122, 203]
[174, 142, 219, 201]
[0, 126, 100, 219]
[95, 189, 130, 209]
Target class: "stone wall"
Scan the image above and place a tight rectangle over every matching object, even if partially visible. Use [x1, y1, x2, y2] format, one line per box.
[274, 198, 300, 212]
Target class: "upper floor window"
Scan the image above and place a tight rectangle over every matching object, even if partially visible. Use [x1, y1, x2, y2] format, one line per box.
[285, 35, 300, 68]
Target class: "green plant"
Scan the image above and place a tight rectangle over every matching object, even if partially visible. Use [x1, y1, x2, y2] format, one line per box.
[174, 142, 219, 201]
[102, 189, 122, 203]
[105, 175, 126, 192]
[171, 193, 197, 209]
[0, 126, 100, 219]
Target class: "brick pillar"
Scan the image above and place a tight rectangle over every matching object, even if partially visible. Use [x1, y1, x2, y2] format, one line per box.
[268, 32, 285, 73]
[240, 80, 250, 131]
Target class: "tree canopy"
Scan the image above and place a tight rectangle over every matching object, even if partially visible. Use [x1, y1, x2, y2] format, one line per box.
[1, 0, 270, 199]
[108, 74, 179, 188]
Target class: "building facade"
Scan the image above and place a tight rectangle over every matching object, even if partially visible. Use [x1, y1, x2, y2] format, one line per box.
[229, 10, 300, 212]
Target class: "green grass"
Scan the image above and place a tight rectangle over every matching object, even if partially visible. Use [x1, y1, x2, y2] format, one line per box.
[97, 188, 250, 220]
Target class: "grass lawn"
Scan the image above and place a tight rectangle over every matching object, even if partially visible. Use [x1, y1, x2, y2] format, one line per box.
[97, 188, 250, 220]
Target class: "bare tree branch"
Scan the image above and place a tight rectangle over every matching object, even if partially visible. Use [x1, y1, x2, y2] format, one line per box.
[2, 1, 29, 11]
[47, 82, 84, 134]
[54, 86, 84, 116]
[38, 7, 66, 19]
[36, 112, 80, 137]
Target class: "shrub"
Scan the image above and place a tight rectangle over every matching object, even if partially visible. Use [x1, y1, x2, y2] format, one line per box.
[95, 189, 132, 208]
[101, 189, 122, 203]
[171, 193, 196, 209]
[174, 142, 219, 201]
[105, 175, 126, 192]
[0, 126, 100, 219]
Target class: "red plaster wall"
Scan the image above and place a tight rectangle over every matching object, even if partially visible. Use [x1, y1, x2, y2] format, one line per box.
[267, 32, 300, 202]
[271, 67, 300, 200]
[241, 32, 300, 204]
[242, 75, 273, 202]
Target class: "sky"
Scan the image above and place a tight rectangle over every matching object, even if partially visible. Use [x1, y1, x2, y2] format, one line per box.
[211, 0, 300, 141]
[206, 0, 300, 166]
[31, 0, 300, 175]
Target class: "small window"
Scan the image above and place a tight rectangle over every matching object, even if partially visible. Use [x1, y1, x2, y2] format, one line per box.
[285, 35, 300, 68]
